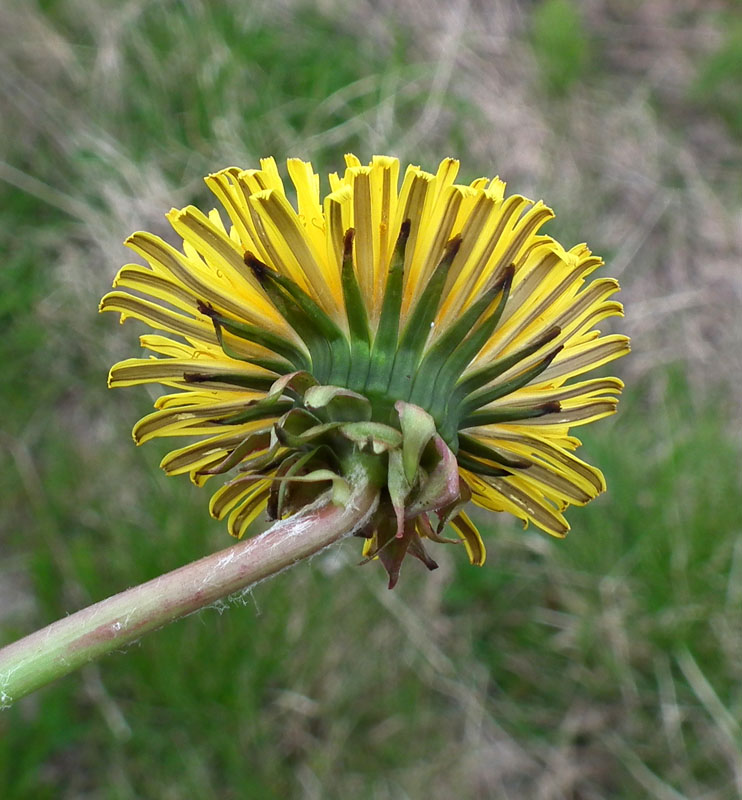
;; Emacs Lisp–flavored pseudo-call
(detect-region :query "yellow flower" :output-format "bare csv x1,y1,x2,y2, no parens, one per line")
101,155,628,587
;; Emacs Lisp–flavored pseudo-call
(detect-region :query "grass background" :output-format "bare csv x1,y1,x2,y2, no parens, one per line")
1,0,742,797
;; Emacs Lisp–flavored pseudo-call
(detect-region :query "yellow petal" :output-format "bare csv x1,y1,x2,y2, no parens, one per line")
539,335,631,384
249,188,343,317
108,356,267,389
132,396,266,444
100,291,217,344
227,483,272,538
210,476,269,520
449,510,486,566
159,428,275,476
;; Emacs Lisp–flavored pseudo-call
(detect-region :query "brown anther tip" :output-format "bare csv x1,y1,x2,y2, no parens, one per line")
501,264,516,286
445,234,463,259
489,264,516,295
542,346,563,370
196,300,216,317
342,228,355,259
244,251,268,280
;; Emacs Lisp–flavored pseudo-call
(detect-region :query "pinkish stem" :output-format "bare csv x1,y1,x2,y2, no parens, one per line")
0,481,378,707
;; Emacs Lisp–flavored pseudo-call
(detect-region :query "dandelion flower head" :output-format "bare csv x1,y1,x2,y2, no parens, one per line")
101,155,629,587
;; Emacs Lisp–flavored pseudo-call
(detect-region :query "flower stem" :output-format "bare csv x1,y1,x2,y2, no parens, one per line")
0,482,378,707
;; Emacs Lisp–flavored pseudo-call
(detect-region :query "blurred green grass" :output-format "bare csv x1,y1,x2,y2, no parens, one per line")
530,0,590,97
2,1,742,798
692,14,742,140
